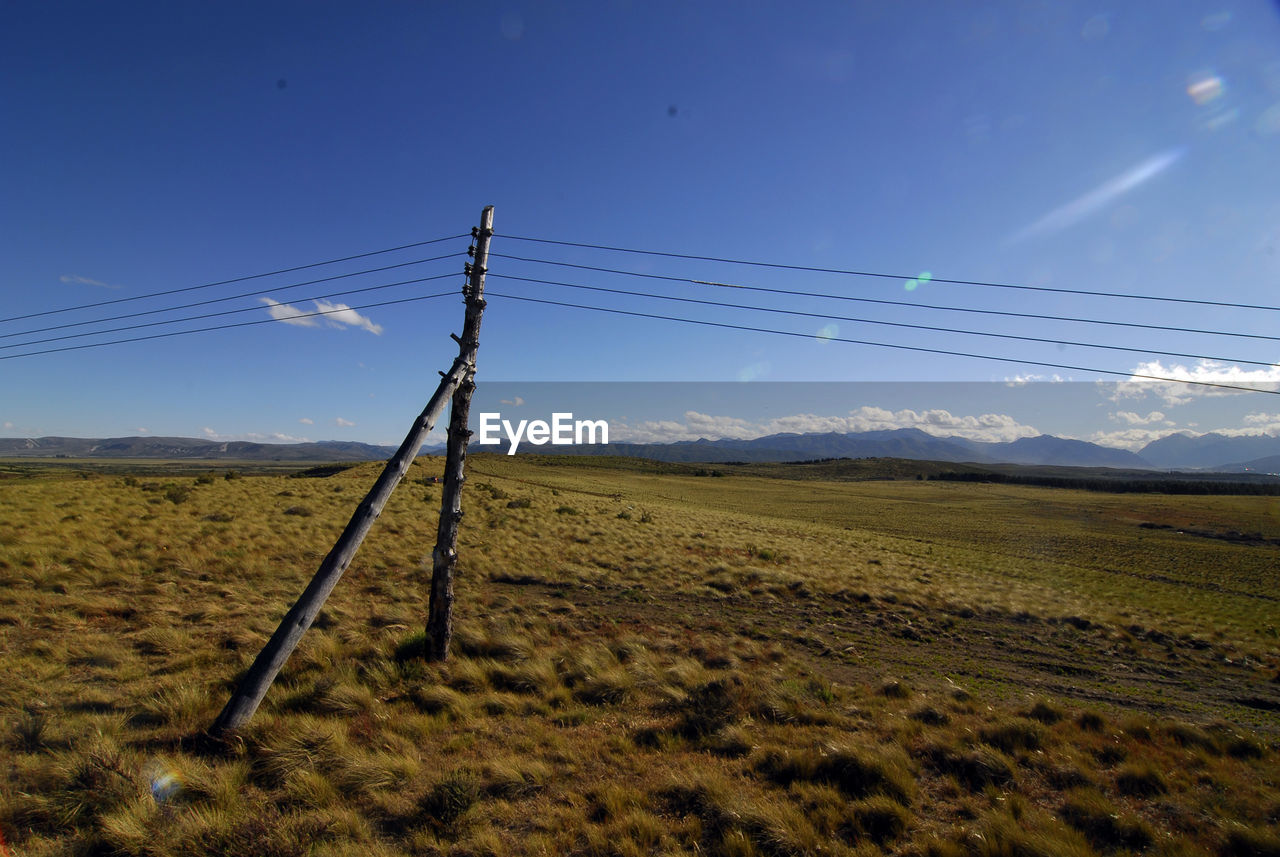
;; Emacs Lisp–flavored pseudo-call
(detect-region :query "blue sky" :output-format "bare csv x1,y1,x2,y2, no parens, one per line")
3,2,1280,450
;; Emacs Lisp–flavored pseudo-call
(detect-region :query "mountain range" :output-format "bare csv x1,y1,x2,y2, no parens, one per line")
0,435,396,462
493,428,1280,472
3,430,1280,473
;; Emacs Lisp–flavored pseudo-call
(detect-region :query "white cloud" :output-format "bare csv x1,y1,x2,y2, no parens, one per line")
136,427,149,433
335,417,356,427
500,396,525,406
260,297,383,334
1109,359,1280,405
1110,410,1169,426
1087,427,1179,450
299,417,314,425
61,274,116,289
1208,412,1280,437
611,406,1040,445
1006,373,1067,386
261,297,321,327
268,432,308,443
313,300,383,335
198,427,312,443
1008,148,1184,243
1243,412,1280,429
1091,411,1280,449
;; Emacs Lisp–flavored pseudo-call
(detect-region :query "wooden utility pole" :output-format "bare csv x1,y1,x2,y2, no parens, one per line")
209,356,472,736
425,205,493,661
207,206,494,736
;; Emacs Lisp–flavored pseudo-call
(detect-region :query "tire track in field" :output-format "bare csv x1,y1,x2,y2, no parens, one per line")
496,577,1280,733
1090,564,1279,602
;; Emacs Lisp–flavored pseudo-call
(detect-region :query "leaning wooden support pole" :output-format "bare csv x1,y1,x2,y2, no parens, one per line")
209,354,472,737
426,205,494,661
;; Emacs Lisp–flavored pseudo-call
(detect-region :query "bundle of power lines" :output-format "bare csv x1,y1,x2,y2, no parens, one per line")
4,230,1278,396
484,234,1280,396
0,234,473,361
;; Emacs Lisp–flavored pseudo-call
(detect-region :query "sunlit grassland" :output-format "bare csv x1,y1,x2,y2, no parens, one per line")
469,457,1280,648
1,457,1277,857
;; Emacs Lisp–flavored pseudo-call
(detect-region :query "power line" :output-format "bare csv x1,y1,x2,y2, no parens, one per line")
0,291,460,361
488,252,1280,345
1,273,461,351
497,234,1280,313
487,273,1279,369
484,290,1280,396
1,253,466,342
4,233,471,325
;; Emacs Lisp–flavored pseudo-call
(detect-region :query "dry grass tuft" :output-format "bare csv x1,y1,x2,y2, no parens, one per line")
755,743,916,805
917,742,1015,792
1058,787,1154,851
979,717,1046,754
1115,762,1167,797
1219,824,1280,857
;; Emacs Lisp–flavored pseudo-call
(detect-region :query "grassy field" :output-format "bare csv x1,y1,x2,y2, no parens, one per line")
1,455,1277,856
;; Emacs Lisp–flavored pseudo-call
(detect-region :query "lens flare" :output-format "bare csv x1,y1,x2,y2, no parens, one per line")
1256,103,1280,136
147,763,185,804
1007,148,1183,244
1187,73,1224,105
904,272,932,292
816,323,839,343
1081,14,1109,41
1203,107,1239,131
1201,11,1232,31
499,12,524,40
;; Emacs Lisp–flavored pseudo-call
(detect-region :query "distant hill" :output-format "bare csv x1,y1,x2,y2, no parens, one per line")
1139,432,1280,470
1213,454,1280,475
945,434,1149,468
0,436,397,461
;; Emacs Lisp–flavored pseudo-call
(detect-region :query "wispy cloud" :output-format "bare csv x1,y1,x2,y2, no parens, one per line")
500,396,526,406
61,274,118,289
313,300,383,335
335,417,356,427
299,417,314,425
260,297,383,334
261,297,321,327
1007,148,1184,244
